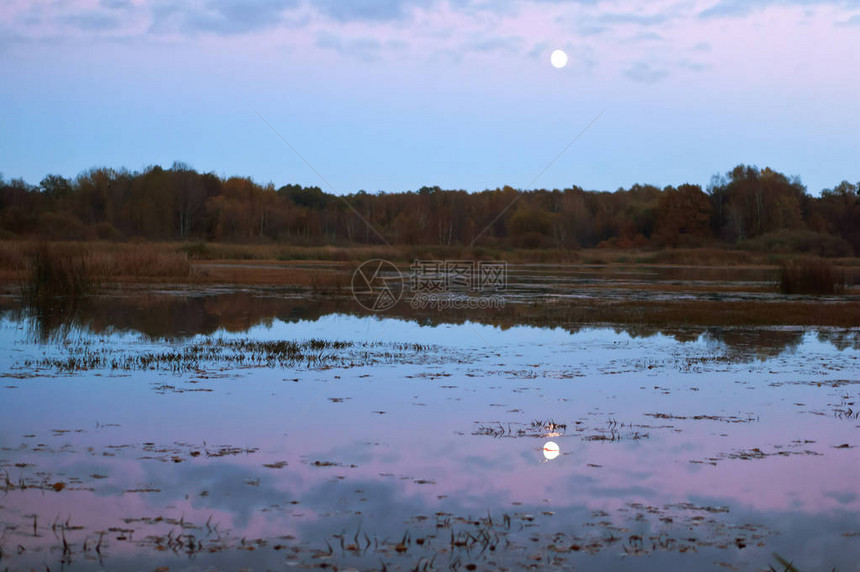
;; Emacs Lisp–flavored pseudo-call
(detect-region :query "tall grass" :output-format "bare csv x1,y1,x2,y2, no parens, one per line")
22,243,192,304
112,245,191,277
19,243,192,340
26,243,97,301
22,244,98,341
779,257,844,295
0,241,27,271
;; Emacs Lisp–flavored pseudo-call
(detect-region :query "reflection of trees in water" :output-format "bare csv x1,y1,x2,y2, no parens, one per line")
702,327,806,361
568,324,807,361
0,289,845,358
2,291,353,340
13,295,92,343
815,329,860,351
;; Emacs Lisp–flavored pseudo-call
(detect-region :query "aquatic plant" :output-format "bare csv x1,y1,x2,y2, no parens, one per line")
769,553,802,571
111,244,191,277
22,337,439,373
26,243,96,301
779,257,844,295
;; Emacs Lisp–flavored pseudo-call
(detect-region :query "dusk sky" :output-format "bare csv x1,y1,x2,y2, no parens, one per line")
2,0,858,195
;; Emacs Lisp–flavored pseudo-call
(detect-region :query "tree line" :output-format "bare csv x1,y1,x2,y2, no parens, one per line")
1,163,858,256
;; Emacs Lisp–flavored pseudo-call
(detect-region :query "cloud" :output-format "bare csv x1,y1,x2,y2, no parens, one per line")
599,11,674,26
823,490,858,504
567,4,689,40
626,31,664,42
151,0,299,35
62,11,121,32
99,0,134,9
466,35,524,54
316,31,384,61
837,13,860,24
700,0,860,19
699,0,757,18
677,59,711,72
313,0,434,23
624,61,669,83
526,41,548,58
453,0,601,10
576,25,609,35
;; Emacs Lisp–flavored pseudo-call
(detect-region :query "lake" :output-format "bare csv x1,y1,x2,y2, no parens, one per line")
0,288,858,571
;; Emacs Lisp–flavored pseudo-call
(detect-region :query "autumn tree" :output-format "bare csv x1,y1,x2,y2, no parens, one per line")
817,181,860,255
654,184,712,247
1,162,854,255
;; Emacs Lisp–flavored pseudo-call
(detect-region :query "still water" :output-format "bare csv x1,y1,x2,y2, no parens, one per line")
0,296,858,570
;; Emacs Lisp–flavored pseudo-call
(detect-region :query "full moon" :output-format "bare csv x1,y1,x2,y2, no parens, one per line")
543,441,560,460
550,49,568,69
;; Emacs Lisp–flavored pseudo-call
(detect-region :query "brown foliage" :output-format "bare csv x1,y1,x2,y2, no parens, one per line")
0,164,857,256
779,257,844,295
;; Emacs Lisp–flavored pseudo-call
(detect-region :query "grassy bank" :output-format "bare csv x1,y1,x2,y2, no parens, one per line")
9,242,193,288
4,240,859,268
779,257,845,295
2,240,858,295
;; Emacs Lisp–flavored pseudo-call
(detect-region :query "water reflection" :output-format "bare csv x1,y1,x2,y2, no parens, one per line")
0,309,857,571
542,441,560,461
12,293,92,342
1,287,856,358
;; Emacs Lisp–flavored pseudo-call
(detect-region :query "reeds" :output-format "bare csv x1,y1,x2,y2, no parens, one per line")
21,242,192,287
111,244,191,277
778,257,844,295
19,243,193,340
25,338,436,373
0,241,27,271
769,553,801,572
26,243,96,302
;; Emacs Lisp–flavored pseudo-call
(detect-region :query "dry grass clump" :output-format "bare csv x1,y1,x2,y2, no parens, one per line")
23,243,192,298
0,241,28,271
779,257,844,295
112,245,191,277
26,243,96,301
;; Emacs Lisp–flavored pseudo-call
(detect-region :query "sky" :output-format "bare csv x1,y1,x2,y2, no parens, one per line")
1,0,858,195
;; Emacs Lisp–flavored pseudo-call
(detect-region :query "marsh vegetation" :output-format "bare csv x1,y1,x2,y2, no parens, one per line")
0,307,857,571
0,231,857,572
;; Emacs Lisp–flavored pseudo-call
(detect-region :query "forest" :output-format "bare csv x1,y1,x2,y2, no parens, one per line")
1,164,858,256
